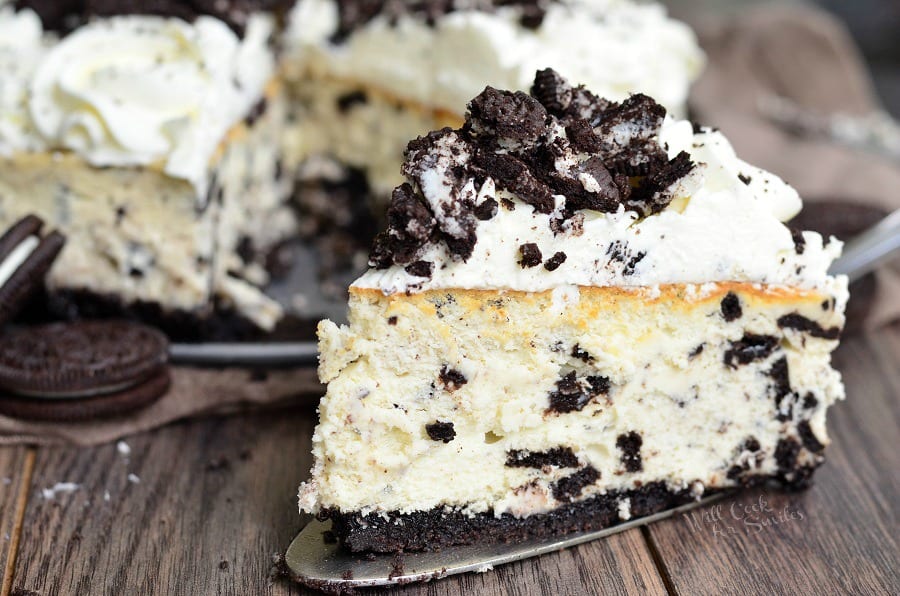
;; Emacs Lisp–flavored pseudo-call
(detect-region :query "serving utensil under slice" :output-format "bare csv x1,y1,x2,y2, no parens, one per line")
283,492,730,591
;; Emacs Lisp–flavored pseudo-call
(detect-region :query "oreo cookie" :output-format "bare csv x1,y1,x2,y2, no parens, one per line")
0,368,170,422
0,320,171,421
0,215,66,327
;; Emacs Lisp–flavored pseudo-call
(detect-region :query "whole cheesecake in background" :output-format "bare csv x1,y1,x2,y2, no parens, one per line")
283,0,704,199
298,70,848,553
0,0,295,336
0,0,704,338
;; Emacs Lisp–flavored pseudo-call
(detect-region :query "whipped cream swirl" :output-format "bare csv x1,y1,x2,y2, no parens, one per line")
0,11,274,196
355,72,843,294
287,0,704,115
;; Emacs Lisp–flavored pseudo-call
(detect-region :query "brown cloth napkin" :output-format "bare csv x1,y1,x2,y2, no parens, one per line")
688,5,900,330
1,4,897,447
0,366,323,446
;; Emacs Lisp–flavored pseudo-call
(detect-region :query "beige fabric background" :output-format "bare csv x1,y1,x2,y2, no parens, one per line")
1,5,897,446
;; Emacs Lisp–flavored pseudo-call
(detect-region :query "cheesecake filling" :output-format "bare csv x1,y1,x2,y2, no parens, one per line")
302,281,846,519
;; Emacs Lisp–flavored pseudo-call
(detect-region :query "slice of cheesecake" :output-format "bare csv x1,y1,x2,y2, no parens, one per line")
0,4,294,336
298,70,847,553
282,0,704,199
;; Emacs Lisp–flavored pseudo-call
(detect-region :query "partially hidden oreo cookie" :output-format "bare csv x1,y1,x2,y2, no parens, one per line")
0,320,169,398
0,215,66,327
0,368,170,422
0,320,171,421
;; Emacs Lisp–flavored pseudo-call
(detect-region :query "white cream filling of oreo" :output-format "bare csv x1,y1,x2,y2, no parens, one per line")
0,235,40,288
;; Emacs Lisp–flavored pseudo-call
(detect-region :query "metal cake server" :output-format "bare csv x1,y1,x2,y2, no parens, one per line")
170,210,900,367
284,492,731,591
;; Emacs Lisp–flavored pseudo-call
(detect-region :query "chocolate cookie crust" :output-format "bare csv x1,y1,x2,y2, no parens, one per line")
15,0,293,35
330,0,555,42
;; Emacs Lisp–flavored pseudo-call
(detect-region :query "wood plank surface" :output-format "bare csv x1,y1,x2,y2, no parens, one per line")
4,326,897,595
644,324,900,596
8,409,315,596
4,408,668,596
0,447,30,596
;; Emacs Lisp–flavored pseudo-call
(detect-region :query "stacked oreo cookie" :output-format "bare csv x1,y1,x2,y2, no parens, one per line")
0,216,171,421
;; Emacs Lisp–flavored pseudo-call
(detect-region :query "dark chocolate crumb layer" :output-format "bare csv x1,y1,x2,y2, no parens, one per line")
16,0,293,35
322,472,818,553
330,0,553,43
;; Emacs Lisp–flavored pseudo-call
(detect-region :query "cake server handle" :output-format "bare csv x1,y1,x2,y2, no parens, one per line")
828,208,900,282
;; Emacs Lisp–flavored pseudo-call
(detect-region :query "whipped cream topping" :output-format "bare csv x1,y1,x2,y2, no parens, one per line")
0,6,49,155
355,71,843,294
0,10,274,196
287,0,704,115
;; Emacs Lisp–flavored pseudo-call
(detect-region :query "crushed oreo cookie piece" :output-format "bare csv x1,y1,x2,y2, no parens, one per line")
571,344,593,363
518,243,542,268
531,68,573,113
544,251,567,271
425,421,456,443
767,356,793,422
552,466,600,502
547,371,609,414
616,432,643,473
474,152,555,214
439,365,468,391
606,241,646,276
738,173,752,185
724,334,779,368
370,69,703,270
797,421,824,453
720,292,742,322
506,447,579,469
467,87,548,148
337,90,368,113
369,183,437,269
790,229,806,255
404,260,434,278
778,313,840,340
474,197,499,221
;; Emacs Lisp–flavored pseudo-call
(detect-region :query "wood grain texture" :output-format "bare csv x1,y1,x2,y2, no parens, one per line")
0,447,30,596
8,409,316,596
369,529,667,596
644,325,900,596
7,326,898,595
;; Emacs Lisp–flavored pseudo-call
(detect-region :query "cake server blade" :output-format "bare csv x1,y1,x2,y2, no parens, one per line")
283,492,730,591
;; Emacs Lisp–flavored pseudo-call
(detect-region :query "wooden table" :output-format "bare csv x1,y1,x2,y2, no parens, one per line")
0,325,896,596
